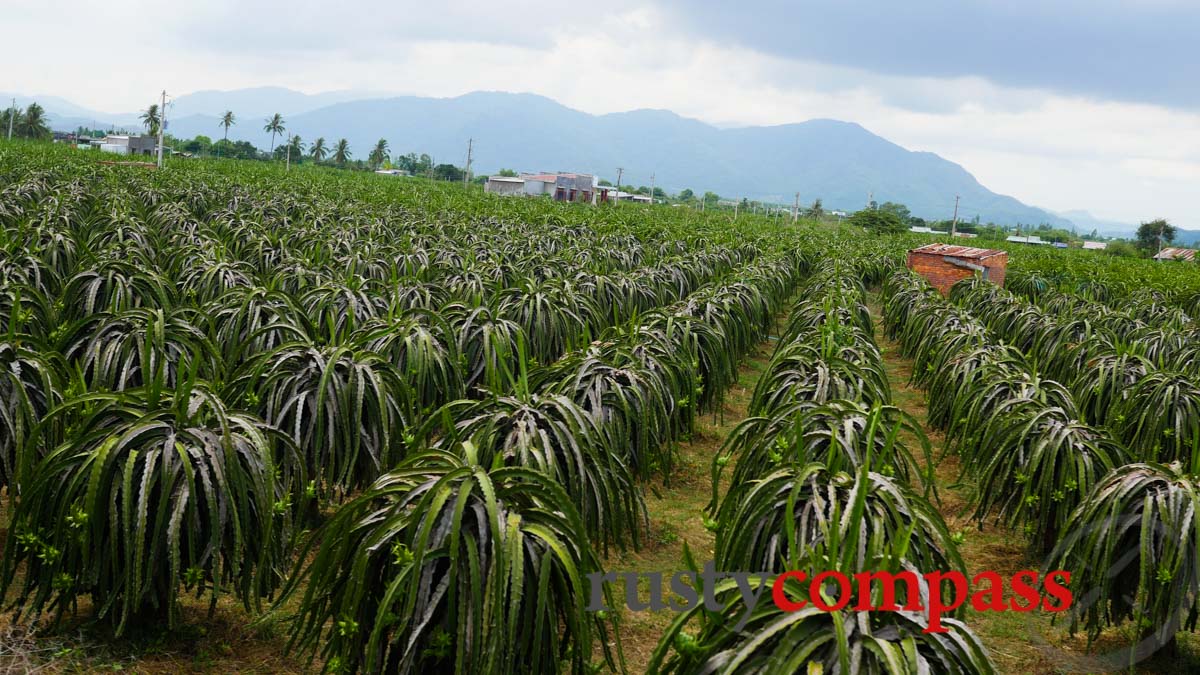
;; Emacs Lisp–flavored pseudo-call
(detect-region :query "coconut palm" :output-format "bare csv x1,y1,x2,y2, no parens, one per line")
332,138,351,166
140,103,161,136
16,103,50,139
217,110,235,157
264,113,285,154
368,138,389,169
309,137,327,162
285,134,304,163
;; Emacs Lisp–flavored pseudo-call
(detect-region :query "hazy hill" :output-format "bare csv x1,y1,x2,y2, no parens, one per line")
28,88,1071,226
1058,209,1200,245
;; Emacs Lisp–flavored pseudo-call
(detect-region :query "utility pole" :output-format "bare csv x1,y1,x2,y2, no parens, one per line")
464,138,473,188
155,90,166,169
649,172,655,205
867,191,873,209
6,98,13,141
792,191,799,223
286,140,291,171
614,167,623,205
951,195,960,237
734,199,739,220
1158,220,1166,260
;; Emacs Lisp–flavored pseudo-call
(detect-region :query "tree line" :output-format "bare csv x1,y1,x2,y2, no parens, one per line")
0,103,52,140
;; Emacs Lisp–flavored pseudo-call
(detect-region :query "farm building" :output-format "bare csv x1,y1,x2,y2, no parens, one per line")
1082,241,1108,250
484,176,526,196
596,186,652,203
906,243,1007,295
1153,247,1197,262
1006,235,1050,245
910,226,936,234
98,134,157,156
521,173,597,203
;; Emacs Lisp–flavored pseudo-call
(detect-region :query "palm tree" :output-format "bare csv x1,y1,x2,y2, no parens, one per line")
1,106,20,139
17,103,49,139
263,113,285,154
368,138,389,169
286,135,304,165
309,137,327,162
217,111,235,157
140,104,161,136
332,138,351,166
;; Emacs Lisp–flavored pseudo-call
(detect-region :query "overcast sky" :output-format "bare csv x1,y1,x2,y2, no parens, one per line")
6,1,1198,227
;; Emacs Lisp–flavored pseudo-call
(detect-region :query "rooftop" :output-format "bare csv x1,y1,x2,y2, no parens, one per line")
909,243,1006,260
1153,247,1196,261
1006,235,1051,245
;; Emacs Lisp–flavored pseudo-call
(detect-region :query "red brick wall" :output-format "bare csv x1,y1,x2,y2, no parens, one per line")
906,251,1007,295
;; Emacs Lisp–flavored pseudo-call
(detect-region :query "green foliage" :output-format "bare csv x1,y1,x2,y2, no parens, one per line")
848,208,906,234
714,463,962,575
1136,218,1175,252
280,448,617,674
968,406,1126,554
0,382,295,634
434,163,465,182
1047,462,1200,643
654,473,990,674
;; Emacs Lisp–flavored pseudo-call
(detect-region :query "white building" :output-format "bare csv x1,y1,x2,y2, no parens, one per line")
484,176,526,196
1082,241,1108,250
98,134,157,156
1006,235,1051,245
518,173,598,203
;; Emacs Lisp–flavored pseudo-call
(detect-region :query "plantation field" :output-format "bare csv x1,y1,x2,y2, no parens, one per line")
2,142,1200,673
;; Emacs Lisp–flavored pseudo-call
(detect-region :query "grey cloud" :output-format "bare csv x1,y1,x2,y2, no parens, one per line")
659,0,1200,109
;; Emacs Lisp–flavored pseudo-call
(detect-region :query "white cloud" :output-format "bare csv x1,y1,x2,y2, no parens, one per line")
2,0,1197,228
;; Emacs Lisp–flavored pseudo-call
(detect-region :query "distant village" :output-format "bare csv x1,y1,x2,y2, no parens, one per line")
37,127,1195,262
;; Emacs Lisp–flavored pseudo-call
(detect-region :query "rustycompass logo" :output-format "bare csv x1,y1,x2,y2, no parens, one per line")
588,562,1072,633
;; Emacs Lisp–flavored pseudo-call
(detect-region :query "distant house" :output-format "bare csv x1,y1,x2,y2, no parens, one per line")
1006,235,1051,245
1053,242,1069,249
596,186,652,203
909,226,936,234
1082,241,1108,250
952,231,978,239
375,169,409,177
485,175,526,196
521,173,596,203
98,134,157,156
830,210,848,217
1153,247,1197,262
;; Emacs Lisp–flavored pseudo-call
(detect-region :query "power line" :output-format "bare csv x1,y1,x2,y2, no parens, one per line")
951,195,960,237
464,138,473,188
156,90,167,169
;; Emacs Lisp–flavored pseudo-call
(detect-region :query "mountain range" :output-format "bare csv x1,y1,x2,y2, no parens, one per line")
9,86,1133,230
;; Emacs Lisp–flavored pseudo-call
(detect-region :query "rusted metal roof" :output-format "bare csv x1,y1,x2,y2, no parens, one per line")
909,243,1006,260
1153,247,1196,261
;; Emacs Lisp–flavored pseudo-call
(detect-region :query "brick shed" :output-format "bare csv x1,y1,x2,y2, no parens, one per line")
906,243,1007,295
